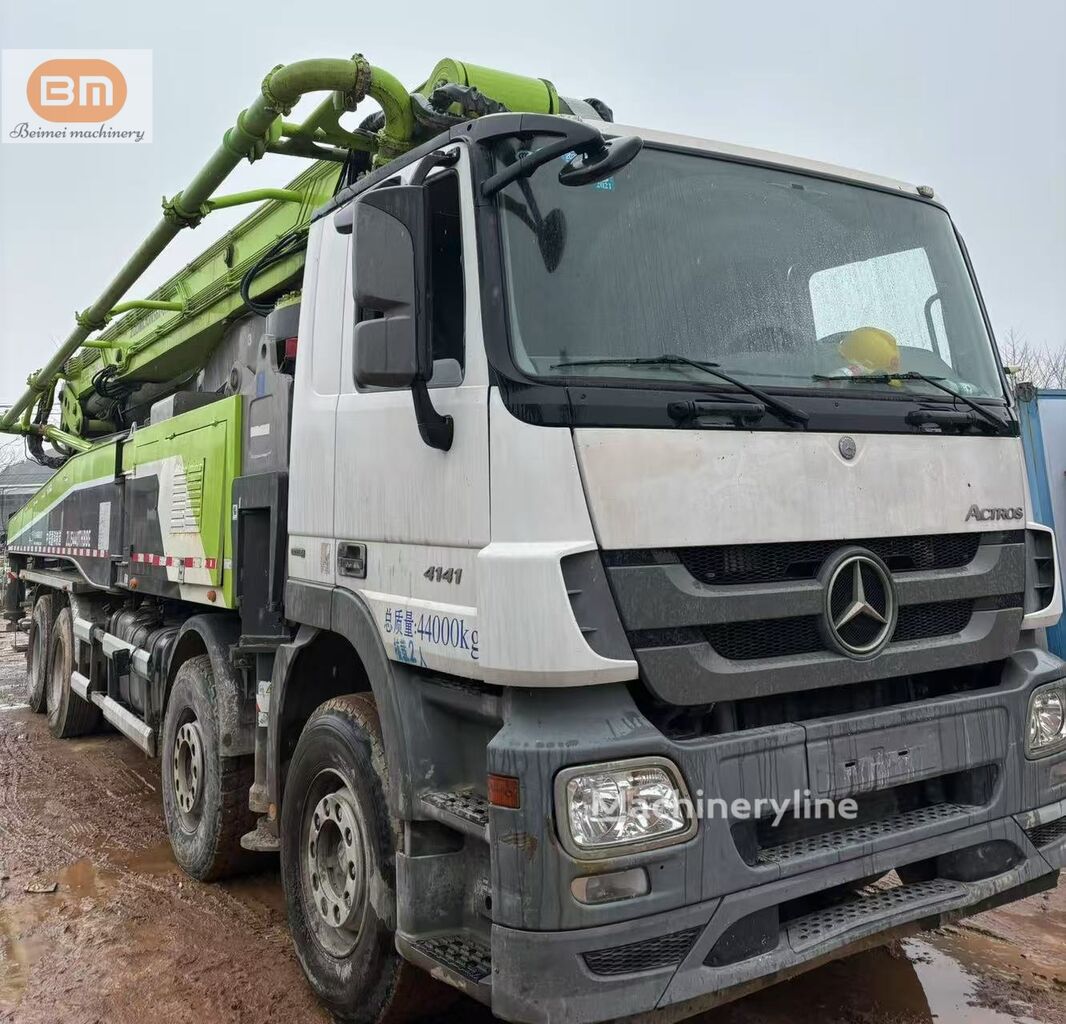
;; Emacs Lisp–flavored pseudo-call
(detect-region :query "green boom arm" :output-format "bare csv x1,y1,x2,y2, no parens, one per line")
0,54,574,455
0,54,403,435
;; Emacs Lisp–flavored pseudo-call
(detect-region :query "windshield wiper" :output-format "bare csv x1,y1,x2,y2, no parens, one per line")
552,354,809,426
811,371,1010,433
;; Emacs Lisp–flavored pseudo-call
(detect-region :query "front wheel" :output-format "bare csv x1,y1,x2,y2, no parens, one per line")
281,694,439,1024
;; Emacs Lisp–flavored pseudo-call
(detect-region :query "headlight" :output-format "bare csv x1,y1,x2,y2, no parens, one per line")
1027,683,1066,757
555,757,695,858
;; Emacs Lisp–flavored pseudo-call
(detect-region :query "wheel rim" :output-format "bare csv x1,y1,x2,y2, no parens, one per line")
173,718,205,827
301,769,369,956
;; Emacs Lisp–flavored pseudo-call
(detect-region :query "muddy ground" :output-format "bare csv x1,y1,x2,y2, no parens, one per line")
0,631,1063,1024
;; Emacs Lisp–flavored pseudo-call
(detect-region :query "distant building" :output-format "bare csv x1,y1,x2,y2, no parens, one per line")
0,459,54,533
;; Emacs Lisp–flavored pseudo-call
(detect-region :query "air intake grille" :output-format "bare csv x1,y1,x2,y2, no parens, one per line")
700,600,983,662
1026,816,1066,849
705,616,822,661
676,533,992,586
893,600,973,643
582,927,702,976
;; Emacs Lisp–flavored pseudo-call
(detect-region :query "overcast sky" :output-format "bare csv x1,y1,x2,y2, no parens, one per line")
0,0,1063,407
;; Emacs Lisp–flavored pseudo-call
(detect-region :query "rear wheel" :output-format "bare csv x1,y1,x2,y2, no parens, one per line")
161,655,256,881
26,594,53,713
46,607,100,738
281,694,441,1024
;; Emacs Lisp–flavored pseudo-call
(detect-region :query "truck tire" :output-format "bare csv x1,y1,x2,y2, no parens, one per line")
281,694,442,1024
26,593,53,713
161,654,256,881
47,607,100,738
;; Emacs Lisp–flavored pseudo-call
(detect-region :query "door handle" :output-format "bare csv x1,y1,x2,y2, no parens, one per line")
337,542,367,579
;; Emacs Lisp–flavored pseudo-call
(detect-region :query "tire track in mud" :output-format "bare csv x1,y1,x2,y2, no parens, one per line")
0,637,328,1024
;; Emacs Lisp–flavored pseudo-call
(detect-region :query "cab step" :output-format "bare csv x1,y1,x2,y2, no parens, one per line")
240,815,281,853
419,789,490,841
398,931,492,1004
786,877,963,954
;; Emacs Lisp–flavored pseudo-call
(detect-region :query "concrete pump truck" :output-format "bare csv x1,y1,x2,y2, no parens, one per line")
2,51,1065,1024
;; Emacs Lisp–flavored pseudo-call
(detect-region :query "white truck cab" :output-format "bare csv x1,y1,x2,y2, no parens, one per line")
6,93,1065,1024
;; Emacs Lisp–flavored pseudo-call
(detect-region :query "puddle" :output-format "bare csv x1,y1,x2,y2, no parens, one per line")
107,841,180,877
0,893,54,1012
99,843,286,914
57,858,102,899
905,937,1045,1024
0,911,27,1008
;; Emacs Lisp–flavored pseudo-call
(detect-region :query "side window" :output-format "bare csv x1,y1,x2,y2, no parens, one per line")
426,171,465,378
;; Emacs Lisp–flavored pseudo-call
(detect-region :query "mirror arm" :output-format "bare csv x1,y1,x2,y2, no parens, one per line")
481,124,604,196
411,377,454,451
411,147,460,185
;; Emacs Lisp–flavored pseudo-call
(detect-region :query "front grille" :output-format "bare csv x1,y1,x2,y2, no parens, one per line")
674,532,996,586
582,927,702,976
634,594,1024,660
699,599,996,662
894,600,973,643
705,616,822,660
608,531,1027,704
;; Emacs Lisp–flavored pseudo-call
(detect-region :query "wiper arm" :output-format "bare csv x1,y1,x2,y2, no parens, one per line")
552,355,809,426
811,371,1010,433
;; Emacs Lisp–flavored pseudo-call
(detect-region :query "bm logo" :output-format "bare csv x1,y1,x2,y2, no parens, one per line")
27,59,127,122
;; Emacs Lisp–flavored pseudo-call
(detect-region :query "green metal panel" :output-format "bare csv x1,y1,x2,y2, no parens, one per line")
7,441,119,542
122,395,242,604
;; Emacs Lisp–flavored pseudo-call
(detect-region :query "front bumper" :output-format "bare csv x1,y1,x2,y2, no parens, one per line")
480,647,1066,1023
490,810,1062,1024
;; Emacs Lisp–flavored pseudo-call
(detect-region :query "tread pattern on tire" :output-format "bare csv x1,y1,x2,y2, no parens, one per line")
163,654,256,882
293,693,452,1024
48,606,100,738
26,593,53,714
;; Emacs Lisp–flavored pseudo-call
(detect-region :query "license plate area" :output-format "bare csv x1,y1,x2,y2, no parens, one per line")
805,707,1008,799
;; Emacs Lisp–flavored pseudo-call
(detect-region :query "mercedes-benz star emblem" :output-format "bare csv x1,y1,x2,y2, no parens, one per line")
821,550,897,659
838,436,857,460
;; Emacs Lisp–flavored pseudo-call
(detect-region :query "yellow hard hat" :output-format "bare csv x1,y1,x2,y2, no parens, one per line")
839,326,901,374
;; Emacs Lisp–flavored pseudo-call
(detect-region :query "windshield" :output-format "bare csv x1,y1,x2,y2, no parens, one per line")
496,141,1004,400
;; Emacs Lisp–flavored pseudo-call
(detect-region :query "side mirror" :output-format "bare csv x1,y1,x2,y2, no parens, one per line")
353,187,431,389
351,183,454,451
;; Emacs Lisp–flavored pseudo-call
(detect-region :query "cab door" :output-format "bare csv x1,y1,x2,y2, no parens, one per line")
332,145,489,673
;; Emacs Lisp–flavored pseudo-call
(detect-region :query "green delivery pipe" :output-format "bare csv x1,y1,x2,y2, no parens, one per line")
0,55,411,432
107,299,186,318
200,188,303,214
5,421,95,454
